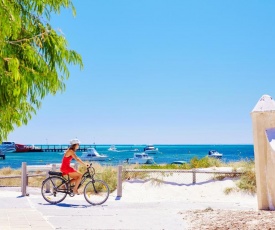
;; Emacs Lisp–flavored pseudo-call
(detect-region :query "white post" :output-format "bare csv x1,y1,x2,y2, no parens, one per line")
251,95,275,210
117,165,123,197
21,162,27,196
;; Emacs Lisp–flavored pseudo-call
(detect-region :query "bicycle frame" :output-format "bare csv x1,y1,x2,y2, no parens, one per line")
49,164,96,195
42,163,110,205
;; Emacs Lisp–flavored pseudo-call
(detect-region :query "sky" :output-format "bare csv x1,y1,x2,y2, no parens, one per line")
7,0,275,145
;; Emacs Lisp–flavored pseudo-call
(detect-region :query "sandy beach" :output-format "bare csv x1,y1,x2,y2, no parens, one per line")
119,167,275,229
1,167,275,229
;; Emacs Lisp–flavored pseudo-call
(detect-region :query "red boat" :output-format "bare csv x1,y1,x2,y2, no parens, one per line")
15,144,43,152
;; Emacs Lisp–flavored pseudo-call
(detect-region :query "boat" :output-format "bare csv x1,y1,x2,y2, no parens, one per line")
0,142,16,152
125,152,154,164
144,145,159,154
108,145,118,151
0,150,5,160
130,148,139,152
208,150,223,159
129,146,139,152
15,144,43,152
171,160,187,165
80,148,108,161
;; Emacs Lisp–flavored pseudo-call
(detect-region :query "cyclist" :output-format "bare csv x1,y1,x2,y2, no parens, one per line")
60,138,89,194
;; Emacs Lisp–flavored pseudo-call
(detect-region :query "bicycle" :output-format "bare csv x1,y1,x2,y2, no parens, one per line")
41,163,109,205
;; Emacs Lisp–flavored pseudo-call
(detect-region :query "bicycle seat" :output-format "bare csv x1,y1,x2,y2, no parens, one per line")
48,171,63,176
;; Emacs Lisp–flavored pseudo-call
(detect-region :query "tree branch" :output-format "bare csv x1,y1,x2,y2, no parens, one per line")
6,31,50,44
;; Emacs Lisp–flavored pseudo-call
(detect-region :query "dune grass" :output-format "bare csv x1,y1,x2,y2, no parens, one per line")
138,156,223,170
0,167,46,187
0,167,22,187
137,157,256,194
0,164,118,193
0,157,256,194
220,159,256,194
83,163,117,193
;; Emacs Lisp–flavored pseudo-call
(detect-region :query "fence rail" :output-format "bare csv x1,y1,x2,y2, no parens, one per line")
117,166,244,197
0,163,243,197
0,162,78,196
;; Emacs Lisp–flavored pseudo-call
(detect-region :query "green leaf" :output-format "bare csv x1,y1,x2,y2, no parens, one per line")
0,0,83,141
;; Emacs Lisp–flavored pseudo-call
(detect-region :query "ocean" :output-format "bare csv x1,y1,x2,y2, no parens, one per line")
0,144,254,169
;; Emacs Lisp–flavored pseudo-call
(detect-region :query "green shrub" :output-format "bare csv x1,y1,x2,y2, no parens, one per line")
0,158,257,195
79,163,117,193
137,156,222,170
190,156,222,168
235,160,256,194
223,160,256,195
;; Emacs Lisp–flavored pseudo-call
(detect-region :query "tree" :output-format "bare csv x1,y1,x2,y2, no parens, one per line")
0,0,83,141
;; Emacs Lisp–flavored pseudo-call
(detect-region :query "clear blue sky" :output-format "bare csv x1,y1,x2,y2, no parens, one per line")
7,0,275,144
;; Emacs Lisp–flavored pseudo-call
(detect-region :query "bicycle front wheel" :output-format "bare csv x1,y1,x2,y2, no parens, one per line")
41,176,67,204
84,179,109,205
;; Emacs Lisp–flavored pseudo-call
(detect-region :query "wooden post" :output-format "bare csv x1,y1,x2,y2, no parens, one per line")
21,162,27,196
192,169,196,184
251,95,275,210
117,165,122,197
45,164,55,193
74,163,78,170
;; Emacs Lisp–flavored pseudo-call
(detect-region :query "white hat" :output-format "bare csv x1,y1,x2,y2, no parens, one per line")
70,138,81,145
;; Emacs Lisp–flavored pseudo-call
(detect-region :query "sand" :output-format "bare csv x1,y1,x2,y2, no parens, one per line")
121,167,275,229
2,166,275,229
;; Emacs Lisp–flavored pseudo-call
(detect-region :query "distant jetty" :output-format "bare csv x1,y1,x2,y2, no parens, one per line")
37,145,95,152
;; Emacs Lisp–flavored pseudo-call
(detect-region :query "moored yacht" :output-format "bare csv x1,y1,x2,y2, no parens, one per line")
208,150,223,159
0,142,16,152
80,148,108,161
15,144,43,152
108,145,117,151
126,152,154,164
144,145,159,154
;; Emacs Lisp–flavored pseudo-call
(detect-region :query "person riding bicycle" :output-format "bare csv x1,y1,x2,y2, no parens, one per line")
60,138,89,195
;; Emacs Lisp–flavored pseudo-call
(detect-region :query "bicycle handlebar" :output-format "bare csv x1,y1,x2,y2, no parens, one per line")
86,163,95,175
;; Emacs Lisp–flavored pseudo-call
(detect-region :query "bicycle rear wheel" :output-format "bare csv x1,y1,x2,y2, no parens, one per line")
41,176,68,204
84,179,109,205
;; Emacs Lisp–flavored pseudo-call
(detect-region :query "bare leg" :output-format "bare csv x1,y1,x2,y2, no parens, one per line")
70,179,76,186
68,171,82,194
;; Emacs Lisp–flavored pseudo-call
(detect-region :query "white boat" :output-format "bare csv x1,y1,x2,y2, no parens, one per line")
126,152,154,164
129,146,139,152
0,141,16,152
130,148,139,152
80,148,108,161
108,145,117,151
171,160,187,165
208,150,223,159
144,145,159,154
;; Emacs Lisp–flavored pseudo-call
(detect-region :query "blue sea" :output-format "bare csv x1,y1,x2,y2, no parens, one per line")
0,144,254,169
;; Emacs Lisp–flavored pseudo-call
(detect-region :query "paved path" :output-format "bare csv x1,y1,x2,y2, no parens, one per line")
0,190,54,229
0,187,257,229
0,188,187,229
